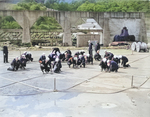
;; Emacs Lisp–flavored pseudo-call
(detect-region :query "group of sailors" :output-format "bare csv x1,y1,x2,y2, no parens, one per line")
65,49,92,68
38,48,93,73
39,48,62,73
100,50,130,72
7,51,33,71
7,44,130,73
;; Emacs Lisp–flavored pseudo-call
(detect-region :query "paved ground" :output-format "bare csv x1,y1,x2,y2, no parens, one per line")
0,48,150,117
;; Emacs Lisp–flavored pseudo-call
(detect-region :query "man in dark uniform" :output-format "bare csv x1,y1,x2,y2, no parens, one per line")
65,49,72,55
7,57,20,71
40,58,51,73
65,49,72,61
113,56,120,65
20,55,27,69
107,60,119,72
119,55,129,68
80,55,86,68
88,42,93,56
94,50,101,61
95,42,100,53
3,45,8,63
108,51,114,60
11,57,20,71
52,48,60,54
99,58,108,72
39,53,46,62
104,51,114,60
74,51,80,58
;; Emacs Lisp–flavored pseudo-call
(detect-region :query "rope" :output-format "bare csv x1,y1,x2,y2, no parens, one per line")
0,54,150,96
0,77,52,92
0,75,44,89
138,77,150,88
129,55,150,64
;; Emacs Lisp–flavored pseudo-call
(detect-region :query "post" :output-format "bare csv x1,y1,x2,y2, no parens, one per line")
131,76,133,87
54,78,57,92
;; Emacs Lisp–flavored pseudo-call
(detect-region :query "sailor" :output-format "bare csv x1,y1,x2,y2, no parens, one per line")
3,45,9,63
20,55,27,69
88,41,93,56
39,53,46,63
95,42,100,53
107,60,118,72
119,55,130,68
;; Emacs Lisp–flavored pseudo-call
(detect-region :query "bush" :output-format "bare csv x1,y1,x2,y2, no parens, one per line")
0,40,22,46
11,40,22,46
21,43,32,47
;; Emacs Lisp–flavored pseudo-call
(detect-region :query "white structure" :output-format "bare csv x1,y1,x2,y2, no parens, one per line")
78,19,103,44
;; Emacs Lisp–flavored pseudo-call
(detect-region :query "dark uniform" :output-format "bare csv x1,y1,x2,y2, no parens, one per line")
113,57,120,64
88,43,93,56
121,56,128,67
65,49,72,61
99,59,108,72
109,60,118,72
11,58,20,71
67,57,76,68
53,57,62,73
80,55,85,67
104,52,114,60
86,55,93,64
39,55,46,62
94,53,101,61
52,48,60,54
20,56,27,69
25,52,33,62
95,42,100,52
48,52,56,61
74,52,80,58
66,49,72,55
3,46,8,63
80,51,85,55
40,59,51,73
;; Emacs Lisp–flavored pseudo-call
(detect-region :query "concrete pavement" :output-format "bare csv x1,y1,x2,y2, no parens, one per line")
0,48,150,117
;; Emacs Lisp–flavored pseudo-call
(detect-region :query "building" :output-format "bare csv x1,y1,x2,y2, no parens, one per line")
77,18,103,46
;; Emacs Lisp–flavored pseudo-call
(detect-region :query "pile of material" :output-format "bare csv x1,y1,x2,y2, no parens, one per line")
131,42,149,52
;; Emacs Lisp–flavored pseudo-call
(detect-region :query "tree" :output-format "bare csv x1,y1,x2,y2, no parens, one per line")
30,4,41,10
0,16,21,29
44,0,61,4
13,2,46,11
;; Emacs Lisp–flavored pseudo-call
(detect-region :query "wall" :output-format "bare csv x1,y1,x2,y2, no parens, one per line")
145,13,150,44
0,29,63,46
0,3,12,10
109,19,141,42
77,34,100,47
0,10,147,46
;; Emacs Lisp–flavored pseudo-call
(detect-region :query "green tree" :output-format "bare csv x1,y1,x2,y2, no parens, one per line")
94,4,106,12
13,2,46,11
77,1,90,11
31,16,62,30
30,4,41,10
0,16,21,29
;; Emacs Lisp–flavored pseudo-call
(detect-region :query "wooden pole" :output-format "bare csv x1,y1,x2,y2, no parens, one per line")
131,76,133,87
54,78,57,92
